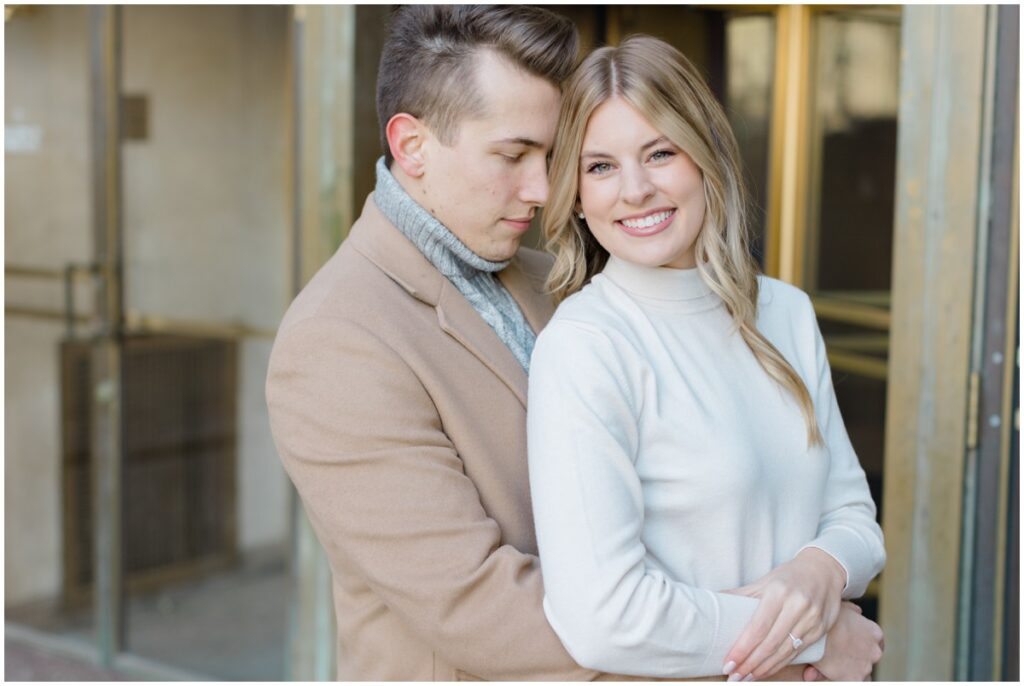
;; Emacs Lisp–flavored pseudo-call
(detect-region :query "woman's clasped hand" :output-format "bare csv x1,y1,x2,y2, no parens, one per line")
722,547,844,680
722,548,883,681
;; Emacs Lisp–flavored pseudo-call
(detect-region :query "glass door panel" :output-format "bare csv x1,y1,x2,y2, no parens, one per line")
803,7,902,616
805,8,901,297
117,6,291,679
725,11,776,265
5,4,99,647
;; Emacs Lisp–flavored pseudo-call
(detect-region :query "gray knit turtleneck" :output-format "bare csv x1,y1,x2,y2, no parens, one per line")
374,157,536,372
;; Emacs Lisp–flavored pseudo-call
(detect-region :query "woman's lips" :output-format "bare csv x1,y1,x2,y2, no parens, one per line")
615,209,677,237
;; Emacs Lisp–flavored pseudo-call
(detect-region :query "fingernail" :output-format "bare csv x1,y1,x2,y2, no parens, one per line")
722,661,736,675
743,675,755,682
727,674,742,682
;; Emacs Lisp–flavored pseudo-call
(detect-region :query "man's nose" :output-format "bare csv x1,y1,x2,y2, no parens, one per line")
621,166,655,206
519,158,550,206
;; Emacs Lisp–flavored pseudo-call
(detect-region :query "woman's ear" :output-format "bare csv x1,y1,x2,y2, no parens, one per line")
386,113,428,178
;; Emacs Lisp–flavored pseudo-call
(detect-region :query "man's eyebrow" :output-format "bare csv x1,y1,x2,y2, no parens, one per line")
582,136,670,160
493,136,545,148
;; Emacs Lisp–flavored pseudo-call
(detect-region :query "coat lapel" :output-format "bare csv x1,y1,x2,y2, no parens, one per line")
435,281,528,407
498,253,556,337
349,195,531,407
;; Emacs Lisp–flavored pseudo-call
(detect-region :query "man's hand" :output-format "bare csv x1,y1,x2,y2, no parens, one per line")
755,663,827,681
802,665,824,681
811,601,884,681
721,548,846,681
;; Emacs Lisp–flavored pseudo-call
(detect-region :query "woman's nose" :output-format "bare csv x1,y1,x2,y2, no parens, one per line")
621,167,655,205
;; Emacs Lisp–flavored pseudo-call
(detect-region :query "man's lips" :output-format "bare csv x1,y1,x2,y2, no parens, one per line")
503,217,533,232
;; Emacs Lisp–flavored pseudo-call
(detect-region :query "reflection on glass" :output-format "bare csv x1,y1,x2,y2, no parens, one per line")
806,9,901,296
5,5,294,680
5,4,100,653
119,6,291,679
804,11,901,609
726,13,775,266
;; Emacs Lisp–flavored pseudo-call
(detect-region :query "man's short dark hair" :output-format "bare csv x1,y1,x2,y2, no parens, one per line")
376,5,579,166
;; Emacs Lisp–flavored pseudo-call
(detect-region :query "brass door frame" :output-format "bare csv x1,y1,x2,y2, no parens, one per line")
877,6,990,681
764,4,812,287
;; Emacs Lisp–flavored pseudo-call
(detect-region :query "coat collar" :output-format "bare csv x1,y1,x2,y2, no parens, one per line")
348,195,553,407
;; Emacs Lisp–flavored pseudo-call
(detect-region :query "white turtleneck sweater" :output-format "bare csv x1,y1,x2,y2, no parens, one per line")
527,256,886,678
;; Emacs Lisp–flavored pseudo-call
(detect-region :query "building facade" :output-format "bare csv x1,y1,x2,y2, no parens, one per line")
4,5,1018,681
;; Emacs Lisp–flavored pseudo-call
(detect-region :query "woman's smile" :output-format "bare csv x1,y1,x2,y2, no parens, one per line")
615,208,677,237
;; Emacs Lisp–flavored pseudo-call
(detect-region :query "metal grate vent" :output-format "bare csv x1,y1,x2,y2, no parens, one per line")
61,335,238,607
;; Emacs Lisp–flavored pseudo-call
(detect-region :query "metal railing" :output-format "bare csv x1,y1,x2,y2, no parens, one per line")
6,262,276,341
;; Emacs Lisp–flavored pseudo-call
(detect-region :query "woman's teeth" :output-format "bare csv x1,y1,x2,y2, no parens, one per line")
620,210,673,229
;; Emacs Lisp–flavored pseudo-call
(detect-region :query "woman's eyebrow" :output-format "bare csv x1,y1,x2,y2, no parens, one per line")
581,137,669,160
640,136,669,151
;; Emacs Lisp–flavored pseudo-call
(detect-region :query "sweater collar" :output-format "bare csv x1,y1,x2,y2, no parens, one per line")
600,255,720,311
345,196,539,407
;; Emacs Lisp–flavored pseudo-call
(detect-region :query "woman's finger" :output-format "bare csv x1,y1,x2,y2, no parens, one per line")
751,611,824,680
722,582,762,598
753,635,801,681
732,602,801,679
723,595,783,676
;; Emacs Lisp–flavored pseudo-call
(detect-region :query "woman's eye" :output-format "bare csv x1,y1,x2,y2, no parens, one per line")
650,149,676,162
501,153,524,163
586,161,612,174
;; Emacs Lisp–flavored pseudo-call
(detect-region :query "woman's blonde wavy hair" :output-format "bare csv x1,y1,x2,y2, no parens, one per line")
543,35,823,447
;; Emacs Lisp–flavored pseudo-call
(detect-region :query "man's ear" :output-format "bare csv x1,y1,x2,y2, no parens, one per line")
386,113,428,178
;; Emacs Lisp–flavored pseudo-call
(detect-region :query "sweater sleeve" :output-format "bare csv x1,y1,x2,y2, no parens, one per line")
795,296,887,598
528,319,821,678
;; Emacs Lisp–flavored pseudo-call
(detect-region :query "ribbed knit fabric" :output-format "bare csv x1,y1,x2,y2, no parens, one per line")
374,157,536,371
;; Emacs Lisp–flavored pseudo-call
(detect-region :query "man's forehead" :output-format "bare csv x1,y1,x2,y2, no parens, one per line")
470,50,559,107
462,64,561,143
458,51,560,147
471,47,533,87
